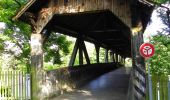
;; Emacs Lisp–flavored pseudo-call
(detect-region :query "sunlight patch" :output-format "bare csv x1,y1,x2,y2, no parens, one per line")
81,90,92,96
0,22,5,29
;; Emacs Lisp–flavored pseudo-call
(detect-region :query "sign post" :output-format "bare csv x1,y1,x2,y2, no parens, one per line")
139,43,155,100
168,75,170,100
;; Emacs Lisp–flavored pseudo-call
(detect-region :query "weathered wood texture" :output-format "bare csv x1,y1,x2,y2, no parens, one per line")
30,34,46,100
131,26,146,100
32,0,131,28
38,0,131,27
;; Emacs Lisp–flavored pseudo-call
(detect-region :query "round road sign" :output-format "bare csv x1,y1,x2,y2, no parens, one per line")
139,43,155,58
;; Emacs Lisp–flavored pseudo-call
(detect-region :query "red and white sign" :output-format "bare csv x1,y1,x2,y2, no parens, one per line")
139,43,155,58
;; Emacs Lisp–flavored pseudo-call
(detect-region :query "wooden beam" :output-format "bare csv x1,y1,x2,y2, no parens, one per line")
68,38,79,66
79,38,83,65
88,29,119,33
95,45,100,63
82,41,91,64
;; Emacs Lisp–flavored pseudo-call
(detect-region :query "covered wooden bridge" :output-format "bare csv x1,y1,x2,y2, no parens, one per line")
13,0,154,100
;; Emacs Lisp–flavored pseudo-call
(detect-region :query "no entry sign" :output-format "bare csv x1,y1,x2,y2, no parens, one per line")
139,43,155,58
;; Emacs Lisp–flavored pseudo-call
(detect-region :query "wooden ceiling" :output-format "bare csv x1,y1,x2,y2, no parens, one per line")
13,0,154,58
45,10,131,57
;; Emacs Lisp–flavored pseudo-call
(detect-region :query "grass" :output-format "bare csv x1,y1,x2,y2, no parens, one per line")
146,75,169,100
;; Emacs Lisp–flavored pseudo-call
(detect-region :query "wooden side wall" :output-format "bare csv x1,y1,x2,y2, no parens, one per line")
51,0,131,27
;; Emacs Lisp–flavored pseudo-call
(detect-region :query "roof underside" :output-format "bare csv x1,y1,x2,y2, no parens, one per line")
46,10,131,57
14,0,154,58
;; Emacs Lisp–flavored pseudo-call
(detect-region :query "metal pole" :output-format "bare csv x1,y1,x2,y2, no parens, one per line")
157,82,160,100
168,75,170,100
148,59,153,100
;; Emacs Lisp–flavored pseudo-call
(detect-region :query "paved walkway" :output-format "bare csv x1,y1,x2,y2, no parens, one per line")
52,67,131,100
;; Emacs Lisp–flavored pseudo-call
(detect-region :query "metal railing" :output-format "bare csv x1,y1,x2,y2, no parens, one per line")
0,70,30,100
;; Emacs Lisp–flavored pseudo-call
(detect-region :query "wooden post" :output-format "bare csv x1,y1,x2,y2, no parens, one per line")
123,58,126,64
69,37,90,66
122,56,126,65
29,1,55,99
82,40,90,64
131,26,146,100
78,38,83,65
113,52,116,62
31,34,45,100
95,45,100,63
69,39,79,66
115,53,118,63
104,49,108,63
110,50,113,62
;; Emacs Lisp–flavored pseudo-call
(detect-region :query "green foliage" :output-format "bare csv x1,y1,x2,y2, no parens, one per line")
150,35,170,75
153,0,169,4
146,75,169,100
44,33,72,66
0,0,72,71
0,86,12,97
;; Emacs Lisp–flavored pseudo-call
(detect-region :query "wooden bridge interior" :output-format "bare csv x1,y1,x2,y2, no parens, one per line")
13,0,154,99
14,0,153,61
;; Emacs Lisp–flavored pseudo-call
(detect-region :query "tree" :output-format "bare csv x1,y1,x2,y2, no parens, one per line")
150,34,170,75
148,0,170,75
0,0,71,70
157,4,170,35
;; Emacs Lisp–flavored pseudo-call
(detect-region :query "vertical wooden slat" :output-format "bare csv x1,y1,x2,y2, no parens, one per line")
0,71,1,98
21,71,23,99
19,71,21,99
1,71,3,98
10,70,12,100
1,71,2,98
12,70,14,99
25,73,27,99
2,71,4,98
0,70,29,99
23,72,26,99
4,71,5,99
17,71,19,99
14,71,17,99
22,71,25,99
6,71,10,99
